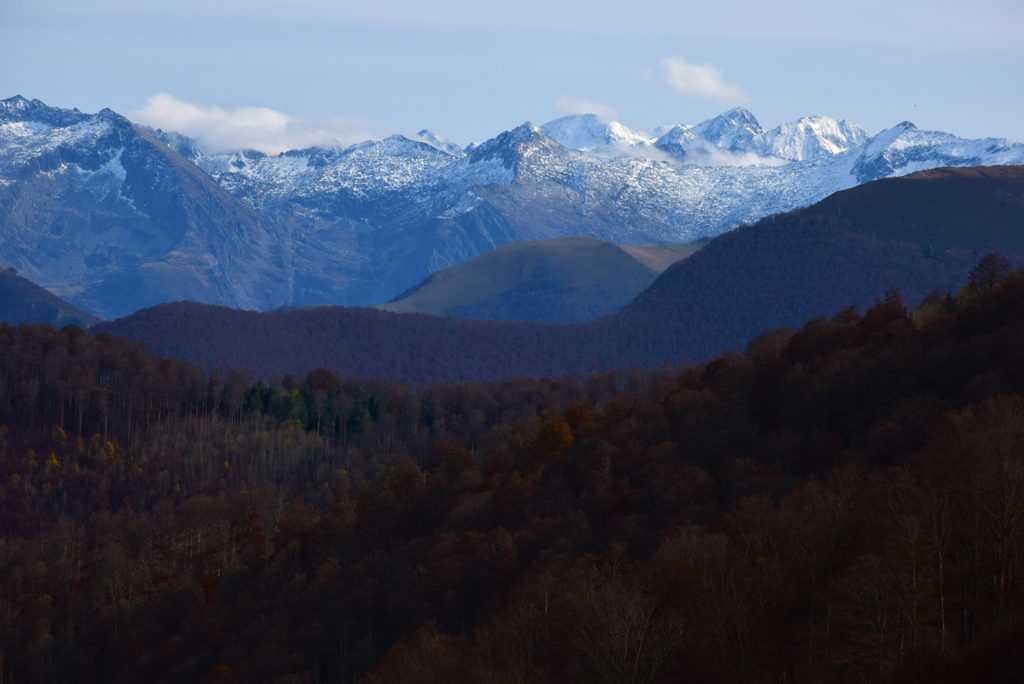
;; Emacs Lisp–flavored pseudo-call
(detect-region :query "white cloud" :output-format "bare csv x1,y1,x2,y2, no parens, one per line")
554,96,618,121
132,93,385,154
659,57,747,103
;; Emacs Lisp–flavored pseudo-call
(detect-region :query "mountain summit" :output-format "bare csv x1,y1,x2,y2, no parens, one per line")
761,115,869,161
690,106,764,152
0,94,89,128
540,114,651,155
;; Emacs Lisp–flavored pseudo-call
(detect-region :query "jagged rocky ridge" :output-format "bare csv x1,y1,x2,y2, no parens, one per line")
2,95,1024,318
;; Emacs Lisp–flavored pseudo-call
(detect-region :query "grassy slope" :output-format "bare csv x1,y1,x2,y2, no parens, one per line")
618,240,706,272
379,236,702,323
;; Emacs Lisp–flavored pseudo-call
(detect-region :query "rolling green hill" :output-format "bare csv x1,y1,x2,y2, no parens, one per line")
379,236,703,323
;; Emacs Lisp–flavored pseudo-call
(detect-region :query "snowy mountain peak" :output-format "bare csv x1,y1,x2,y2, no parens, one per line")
96,107,126,124
413,129,464,156
692,107,764,153
863,120,922,152
321,134,456,167
652,124,702,161
467,122,555,167
0,95,31,110
720,106,760,125
481,122,544,145
847,120,1024,184
654,124,697,146
759,115,870,161
540,114,651,153
93,108,141,141
0,95,88,128
150,128,207,160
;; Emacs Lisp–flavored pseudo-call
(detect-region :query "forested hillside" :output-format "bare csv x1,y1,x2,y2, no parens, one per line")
3,261,1024,681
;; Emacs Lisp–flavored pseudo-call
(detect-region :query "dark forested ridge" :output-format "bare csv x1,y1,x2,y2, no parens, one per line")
95,302,569,385
0,268,101,328
5,260,1024,681
805,164,1024,251
96,165,1024,384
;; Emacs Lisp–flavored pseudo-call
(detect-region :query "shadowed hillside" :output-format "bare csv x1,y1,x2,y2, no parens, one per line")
604,165,1024,367
805,164,1024,251
0,267,101,326
96,166,1024,384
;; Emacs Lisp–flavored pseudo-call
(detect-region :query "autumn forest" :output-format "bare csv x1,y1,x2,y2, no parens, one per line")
3,259,1024,682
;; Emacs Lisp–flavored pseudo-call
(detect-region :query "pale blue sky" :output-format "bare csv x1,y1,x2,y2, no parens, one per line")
2,0,1022,151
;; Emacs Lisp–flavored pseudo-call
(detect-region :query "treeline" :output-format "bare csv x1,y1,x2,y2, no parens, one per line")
3,261,1024,681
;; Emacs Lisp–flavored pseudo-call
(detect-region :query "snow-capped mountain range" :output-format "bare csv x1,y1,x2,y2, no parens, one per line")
2,94,1023,319
539,109,869,163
